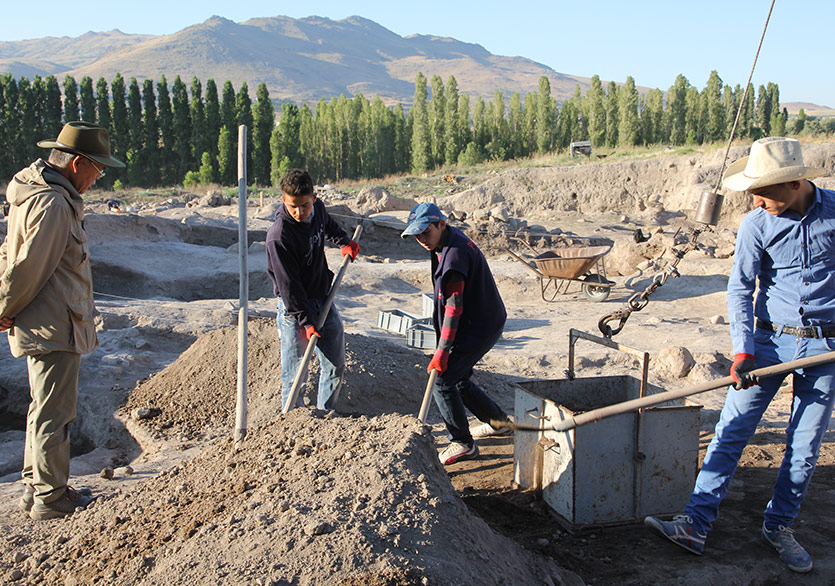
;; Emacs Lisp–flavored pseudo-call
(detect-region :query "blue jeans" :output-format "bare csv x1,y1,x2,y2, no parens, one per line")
277,297,345,411
433,329,508,445
685,329,835,533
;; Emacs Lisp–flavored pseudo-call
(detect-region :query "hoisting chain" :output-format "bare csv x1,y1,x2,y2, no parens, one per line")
597,0,775,339
598,227,704,338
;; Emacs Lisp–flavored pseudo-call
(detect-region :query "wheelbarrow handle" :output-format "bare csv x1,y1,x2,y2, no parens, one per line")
503,247,544,277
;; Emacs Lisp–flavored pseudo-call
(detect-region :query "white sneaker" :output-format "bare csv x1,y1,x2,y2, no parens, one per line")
438,441,479,465
470,417,513,438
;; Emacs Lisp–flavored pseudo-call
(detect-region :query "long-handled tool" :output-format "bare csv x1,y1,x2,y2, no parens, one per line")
497,350,835,433
418,369,438,424
281,223,363,414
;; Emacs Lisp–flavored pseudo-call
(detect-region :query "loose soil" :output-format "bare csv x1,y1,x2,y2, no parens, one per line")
2,144,835,585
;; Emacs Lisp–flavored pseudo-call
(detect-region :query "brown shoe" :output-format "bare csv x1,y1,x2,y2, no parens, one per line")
29,487,96,520
19,484,34,513
20,485,93,513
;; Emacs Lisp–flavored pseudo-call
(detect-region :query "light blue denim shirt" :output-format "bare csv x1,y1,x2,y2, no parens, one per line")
728,185,835,355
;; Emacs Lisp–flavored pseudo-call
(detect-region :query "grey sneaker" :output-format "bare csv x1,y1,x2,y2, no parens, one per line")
644,514,706,555
29,487,96,520
438,441,479,466
470,417,514,438
761,523,813,573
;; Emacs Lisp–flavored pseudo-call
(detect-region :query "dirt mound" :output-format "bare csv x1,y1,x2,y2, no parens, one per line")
0,410,576,585
123,320,438,443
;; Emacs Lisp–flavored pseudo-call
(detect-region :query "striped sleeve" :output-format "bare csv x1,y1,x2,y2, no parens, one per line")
436,270,465,359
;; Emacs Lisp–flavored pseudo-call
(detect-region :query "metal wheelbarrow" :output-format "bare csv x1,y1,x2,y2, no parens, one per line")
504,238,614,302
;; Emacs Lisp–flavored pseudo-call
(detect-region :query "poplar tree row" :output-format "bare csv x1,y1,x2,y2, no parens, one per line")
0,70,819,189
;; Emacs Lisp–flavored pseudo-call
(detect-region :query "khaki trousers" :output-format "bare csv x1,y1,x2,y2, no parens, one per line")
22,351,80,505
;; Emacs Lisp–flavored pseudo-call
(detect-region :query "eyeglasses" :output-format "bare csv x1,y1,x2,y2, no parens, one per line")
79,155,106,179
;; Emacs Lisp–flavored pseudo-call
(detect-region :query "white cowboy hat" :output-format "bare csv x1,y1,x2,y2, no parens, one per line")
722,137,824,192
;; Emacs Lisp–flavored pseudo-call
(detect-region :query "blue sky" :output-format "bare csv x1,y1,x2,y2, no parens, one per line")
4,0,832,107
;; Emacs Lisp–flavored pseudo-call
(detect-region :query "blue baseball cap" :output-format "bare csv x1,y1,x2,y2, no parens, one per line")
401,202,446,238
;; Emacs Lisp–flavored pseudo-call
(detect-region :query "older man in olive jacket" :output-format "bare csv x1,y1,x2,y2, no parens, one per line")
0,122,124,520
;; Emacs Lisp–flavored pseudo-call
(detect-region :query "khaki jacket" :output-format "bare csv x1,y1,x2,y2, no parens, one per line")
0,159,97,356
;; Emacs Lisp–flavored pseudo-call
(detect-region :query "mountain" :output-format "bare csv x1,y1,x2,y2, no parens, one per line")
0,15,591,105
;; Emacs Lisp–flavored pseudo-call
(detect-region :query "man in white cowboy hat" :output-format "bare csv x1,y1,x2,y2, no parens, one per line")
645,137,834,573
0,121,125,520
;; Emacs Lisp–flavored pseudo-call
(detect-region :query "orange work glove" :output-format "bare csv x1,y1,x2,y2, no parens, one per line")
305,325,321,341
341,240,360,261
427,350,448,374
730,353,758,390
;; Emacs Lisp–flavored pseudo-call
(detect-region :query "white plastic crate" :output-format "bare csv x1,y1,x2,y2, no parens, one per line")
421,293,434,318
406,323,437,349
376,310,430,335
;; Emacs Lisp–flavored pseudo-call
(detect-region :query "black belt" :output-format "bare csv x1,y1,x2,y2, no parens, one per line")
756,319,835,338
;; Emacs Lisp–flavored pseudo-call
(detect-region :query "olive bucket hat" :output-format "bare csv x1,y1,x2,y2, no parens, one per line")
37,121,125,168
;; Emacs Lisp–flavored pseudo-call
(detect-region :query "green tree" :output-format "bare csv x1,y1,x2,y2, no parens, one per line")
236,82,254,182
523,92,537,154
252,82,275,185
604,81,619,148
410,72,431,174
217,126,236,186
127,78,143,153
42,75,62,138
171,76,193,182
110,73,129,179
704,70,725,142
684,86,701,144
157,76,175,184
767,82,782,137
429,75,445,167
79,76,96,123
271,103,301,185
18,78,39,163
587,75,606,147
218,81,237,184
536,76,553,154
190,77,207,173
2,75,24,174
95,77,111,139
666,75,689,145
443,76,461,165
62,75,79,123
198,151,215,184
755,84,772,137
507,91,524,158
617,76,640,147
722,84,738,139
642,88,664,145
140,79,160,186
793,108,807,134
472,97,487,148
204,79,220,161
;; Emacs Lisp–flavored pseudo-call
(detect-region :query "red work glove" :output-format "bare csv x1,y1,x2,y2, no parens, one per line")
305,325,321,341
731,353,759,390
427,350,448,374
341,240,360,261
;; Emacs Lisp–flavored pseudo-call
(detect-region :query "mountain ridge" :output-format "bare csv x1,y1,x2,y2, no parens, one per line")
0,15,590,105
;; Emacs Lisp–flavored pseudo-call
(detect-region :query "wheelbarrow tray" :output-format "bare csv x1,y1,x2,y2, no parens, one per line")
533,245,612,280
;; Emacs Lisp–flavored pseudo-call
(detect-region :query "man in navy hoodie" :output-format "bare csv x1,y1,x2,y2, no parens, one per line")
402,202,512,465
266,169,359,411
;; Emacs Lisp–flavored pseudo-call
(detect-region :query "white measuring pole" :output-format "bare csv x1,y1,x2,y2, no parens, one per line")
234,125,249,448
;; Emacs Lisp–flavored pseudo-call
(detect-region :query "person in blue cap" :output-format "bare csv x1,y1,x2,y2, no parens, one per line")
402,202,512,465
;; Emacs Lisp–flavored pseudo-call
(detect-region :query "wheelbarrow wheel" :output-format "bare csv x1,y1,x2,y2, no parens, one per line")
581,274,611,302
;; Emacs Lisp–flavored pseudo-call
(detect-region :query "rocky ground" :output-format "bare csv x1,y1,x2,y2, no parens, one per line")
1,143,835,585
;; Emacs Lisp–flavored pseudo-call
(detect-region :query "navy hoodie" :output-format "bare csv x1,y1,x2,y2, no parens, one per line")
266,198,350,328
